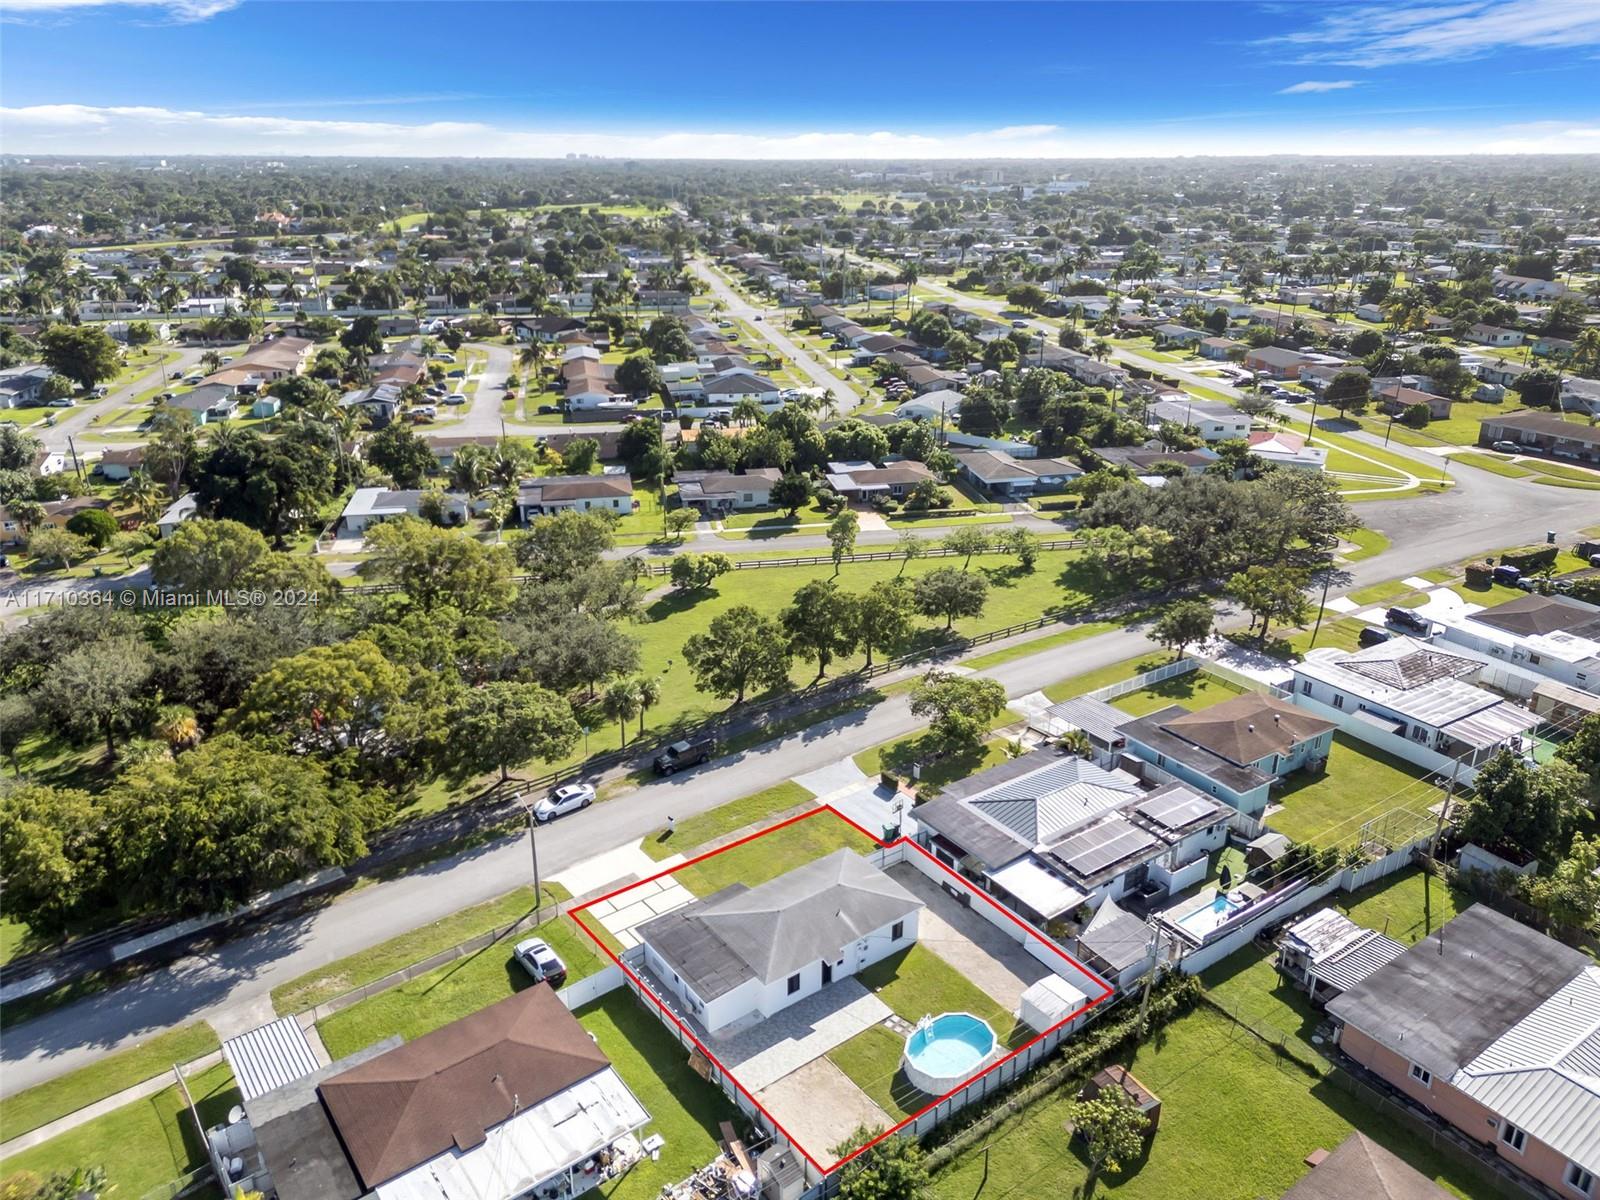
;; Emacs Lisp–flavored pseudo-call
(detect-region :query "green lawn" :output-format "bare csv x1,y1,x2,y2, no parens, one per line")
853,711,1021,795
271,882,569,1014
1346,579,1414,607
827,1024,927,1121
927,1007,1479,1200
669,808,880,898
1109,671,1252,718
1282,616,1368,658
640,781,816,861
575,991,742,1200
1338,528,1391,562
1042,654,1171,704
316,911,609,1061
0,1064,238,1200
0,1023,220,1141
1336,866,1469,945
855,944,1022,1044
960,619,1126,671
720,497,835,531
1268,734,1435,847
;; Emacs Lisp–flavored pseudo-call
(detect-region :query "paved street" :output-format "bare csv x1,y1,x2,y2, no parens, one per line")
36,346,211,455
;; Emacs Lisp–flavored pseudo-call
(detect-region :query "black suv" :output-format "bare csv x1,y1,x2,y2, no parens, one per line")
1385,607,1431,636
653,737,716,775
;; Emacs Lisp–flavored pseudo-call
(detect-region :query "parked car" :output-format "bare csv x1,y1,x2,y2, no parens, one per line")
537,404,559,414
1385,606,1431,635
533,781,595,822
653,737,716,776
47,399,73,409
1492,564,1522,586
511,937,567,987
448,368,466,378
1011,319,1029,329
1491,441,1521,454
1358,626,1393,648
93,385,109,397
443,393,466,405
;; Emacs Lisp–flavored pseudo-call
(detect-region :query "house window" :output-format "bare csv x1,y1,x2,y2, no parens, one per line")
1412,726,1429,743
1332,694,1344,710
1501,1122,1527,1154
1301,680,1312,695
891,920,905,941
1567,1163,1595,1196
787,972,802,995
1408,1063,1432,1087
1528,653,1541,665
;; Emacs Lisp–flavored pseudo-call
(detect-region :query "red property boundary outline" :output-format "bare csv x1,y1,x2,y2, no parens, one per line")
568,805,1114,1177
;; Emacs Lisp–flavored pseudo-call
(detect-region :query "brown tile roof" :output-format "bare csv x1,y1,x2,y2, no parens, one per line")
1281,1132,1453,1200
1162,692,1335,764
318,987,610,1189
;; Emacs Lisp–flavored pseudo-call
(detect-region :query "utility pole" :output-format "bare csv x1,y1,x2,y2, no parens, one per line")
1428,757,1462,863
1137,926,1164,1034
1308,553,1334,649
525,798,544,924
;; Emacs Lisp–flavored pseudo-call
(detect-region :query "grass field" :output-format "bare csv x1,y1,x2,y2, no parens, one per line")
1108,671,1253,718
668,808,880,898
0,1064,239,1200
1268,734,1435,847
639,781,815,861
927,1006,1479,1200
315,909,608,1060
1042,654,1171,704
271,882,569,1014
0,1023,220,1141
960,619,1126,670
852,707,1022,793
575,991,741,1200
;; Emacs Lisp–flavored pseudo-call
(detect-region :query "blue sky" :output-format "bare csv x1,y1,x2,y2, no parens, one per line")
2,0,1598,156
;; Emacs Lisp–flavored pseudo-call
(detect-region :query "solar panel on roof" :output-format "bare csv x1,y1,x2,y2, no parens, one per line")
1053,819,1160,878
1135,790,1216,830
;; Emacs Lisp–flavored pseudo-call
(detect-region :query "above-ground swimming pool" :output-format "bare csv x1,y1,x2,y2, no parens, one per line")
901,1012,998,1096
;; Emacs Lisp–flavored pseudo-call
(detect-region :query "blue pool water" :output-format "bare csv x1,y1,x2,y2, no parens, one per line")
1177,891,1246,932
905,1013,997,1077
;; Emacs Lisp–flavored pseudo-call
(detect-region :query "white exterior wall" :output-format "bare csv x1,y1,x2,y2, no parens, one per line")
643,913,919,1034
1289,683,1480,784
1432,624,1599,695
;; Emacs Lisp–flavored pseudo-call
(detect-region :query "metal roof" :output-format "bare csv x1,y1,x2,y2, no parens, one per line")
1451,966,1600,1173
1037,696,1132,744
984,856,1087,920
1313,933,1407,995
1078,898,1153,974
1133,783,1229,836
223,1017,321,1102
1048,818,1161,883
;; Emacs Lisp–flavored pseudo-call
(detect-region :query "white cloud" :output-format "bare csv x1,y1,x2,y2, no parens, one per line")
1279,80,1360,93
1269,0,1600,66
0,0,237,19
3,103,1600,158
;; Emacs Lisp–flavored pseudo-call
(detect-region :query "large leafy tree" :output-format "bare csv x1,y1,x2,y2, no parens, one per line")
1150,599,1214,660
110,735,384,916
365,423,438,489
1458,750,1587,863
230,638,410,760
852,579,915,668
148,517,269,593
0,784,107,934
446,682,580,781
782,579,859,679
513,610,641,698
683,605,791,702
913,566,988,629
193,430,335,543
831,1126,931,1200
38,634,155,758
362,517,514,616
1067,1090,1151,1177
512,509,615,582
1224,564,1311,644
39,324,120,390
909,669,1006,756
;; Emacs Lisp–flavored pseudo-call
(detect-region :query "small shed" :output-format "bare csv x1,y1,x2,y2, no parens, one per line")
1019,974,1089,1035
1246,831,1292,870
1079,1065,1161,1133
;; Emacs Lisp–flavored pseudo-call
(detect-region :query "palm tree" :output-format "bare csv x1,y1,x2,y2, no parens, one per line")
118,470,166,526
634,676,662,739
731,397,765,427
601,679,642,748
450,443,492,495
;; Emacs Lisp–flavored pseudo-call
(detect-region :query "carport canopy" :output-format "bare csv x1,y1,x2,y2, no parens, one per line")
984,855,1086,920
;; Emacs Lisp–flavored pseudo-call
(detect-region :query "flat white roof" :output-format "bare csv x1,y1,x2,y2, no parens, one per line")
985,856,1087,920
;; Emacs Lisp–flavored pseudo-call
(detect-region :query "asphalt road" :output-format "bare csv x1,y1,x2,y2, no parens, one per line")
37,346,211,455
0,618,1153,1094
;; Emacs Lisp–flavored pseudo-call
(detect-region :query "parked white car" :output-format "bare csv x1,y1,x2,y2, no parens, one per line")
533,782,595,823
512,937,567,986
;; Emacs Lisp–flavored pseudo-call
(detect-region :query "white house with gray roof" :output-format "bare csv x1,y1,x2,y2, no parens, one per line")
1291,637,1541,782
636,850,920,1035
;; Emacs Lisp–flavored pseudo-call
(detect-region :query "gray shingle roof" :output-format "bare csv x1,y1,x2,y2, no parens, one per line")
638,850,920,999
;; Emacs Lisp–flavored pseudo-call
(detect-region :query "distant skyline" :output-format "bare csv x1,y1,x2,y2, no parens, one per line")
2,0,1599,158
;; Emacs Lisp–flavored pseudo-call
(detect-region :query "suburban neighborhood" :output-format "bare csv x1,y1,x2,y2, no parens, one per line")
2,5,1600,1200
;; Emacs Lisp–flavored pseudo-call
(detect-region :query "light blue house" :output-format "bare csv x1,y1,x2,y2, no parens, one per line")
1119,692,1337,818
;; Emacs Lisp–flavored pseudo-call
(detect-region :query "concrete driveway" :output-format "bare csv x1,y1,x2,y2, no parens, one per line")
886,865,1050,1015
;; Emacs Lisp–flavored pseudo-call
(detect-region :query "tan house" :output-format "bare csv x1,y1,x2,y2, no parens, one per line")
1327,905,1599,1198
